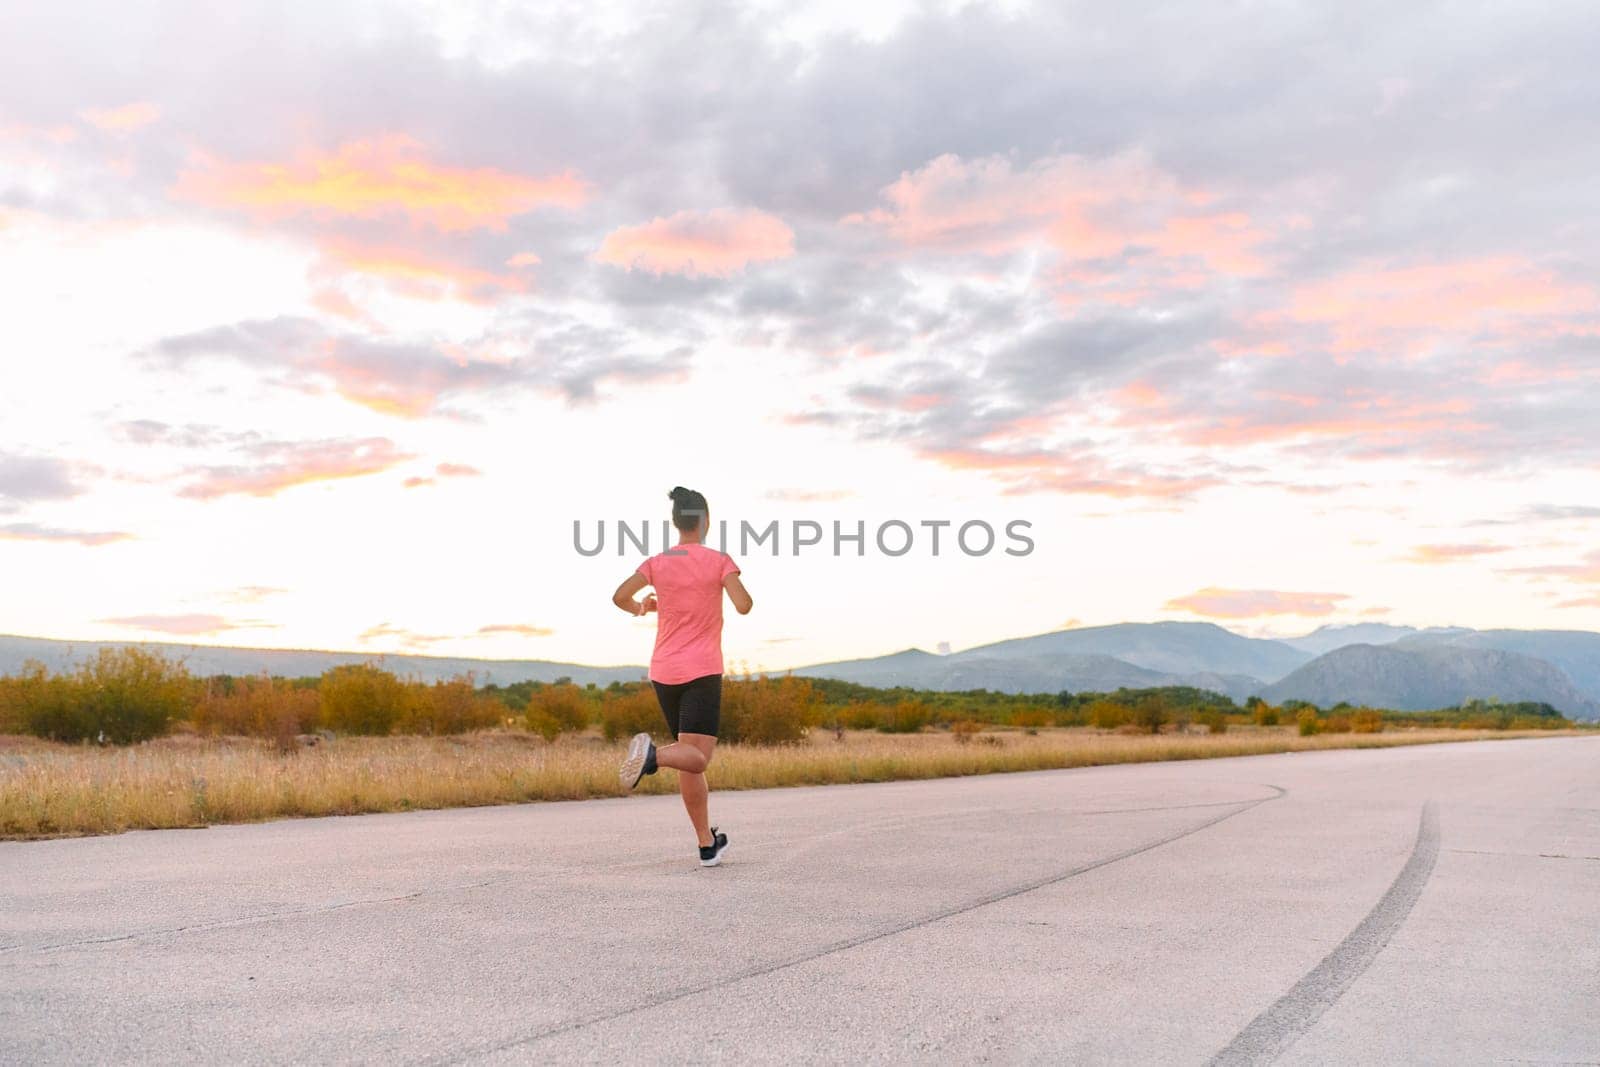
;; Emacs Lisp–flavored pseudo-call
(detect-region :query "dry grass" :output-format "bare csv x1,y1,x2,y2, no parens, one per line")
0,725,1579,840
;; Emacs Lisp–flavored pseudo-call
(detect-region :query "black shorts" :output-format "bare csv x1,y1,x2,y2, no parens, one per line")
651,673,722,738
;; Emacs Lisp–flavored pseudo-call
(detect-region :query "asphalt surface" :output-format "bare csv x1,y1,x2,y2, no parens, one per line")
2,735,1597,1065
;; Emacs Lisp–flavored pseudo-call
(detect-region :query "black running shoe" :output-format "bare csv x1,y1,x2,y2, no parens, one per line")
699,827,729,867
619,732,656,791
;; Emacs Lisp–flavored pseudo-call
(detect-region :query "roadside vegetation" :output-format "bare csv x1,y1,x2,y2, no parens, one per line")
1,649,1588,838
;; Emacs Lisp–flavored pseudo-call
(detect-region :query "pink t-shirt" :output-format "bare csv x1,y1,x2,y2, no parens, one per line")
636,543,741,684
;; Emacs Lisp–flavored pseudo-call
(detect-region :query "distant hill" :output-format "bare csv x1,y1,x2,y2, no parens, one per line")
1391,630,1600,704
954,621,1311,682
1282,623,1471,656
790,623,1282,701
0,634,645,687
798,649,1175,695
1261,644,1599,718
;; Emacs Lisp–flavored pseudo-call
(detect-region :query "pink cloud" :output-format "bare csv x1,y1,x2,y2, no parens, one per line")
312,235,529,306
1165,587,1350,618
79,102,160,133
595,208,795,278
98,613,275,635
358,621,453,647
1509,549,1600,584
1267,257,1597,353
847,152,1269,278
180,437,413,500
475,623,555,637
764,488,856,502
403,462,483,490
0,523,133,547
175,135,587,231
1406,543,1508,564
929,446,1220,500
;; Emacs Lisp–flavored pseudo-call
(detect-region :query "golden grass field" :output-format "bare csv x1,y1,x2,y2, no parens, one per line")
0,725,1579,840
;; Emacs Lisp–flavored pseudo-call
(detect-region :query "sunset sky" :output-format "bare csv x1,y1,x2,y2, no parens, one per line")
2,0,1598,672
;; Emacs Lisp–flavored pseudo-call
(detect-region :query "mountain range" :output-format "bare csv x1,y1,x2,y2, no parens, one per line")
788,622,1600,719
2,621,1597,720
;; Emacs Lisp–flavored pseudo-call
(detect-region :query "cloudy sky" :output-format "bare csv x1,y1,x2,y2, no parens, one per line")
2,0,1598,671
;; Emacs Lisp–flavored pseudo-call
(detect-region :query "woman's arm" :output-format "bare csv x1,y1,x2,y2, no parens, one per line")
723,573,753,615
612,573,657,616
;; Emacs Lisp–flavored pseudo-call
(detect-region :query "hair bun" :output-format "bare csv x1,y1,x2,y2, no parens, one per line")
669,486,690,502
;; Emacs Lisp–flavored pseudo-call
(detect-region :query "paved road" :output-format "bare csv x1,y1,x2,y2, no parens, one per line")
2,736,1597,1065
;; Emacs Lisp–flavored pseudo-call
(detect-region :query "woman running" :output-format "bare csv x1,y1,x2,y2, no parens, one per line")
613,486,752,867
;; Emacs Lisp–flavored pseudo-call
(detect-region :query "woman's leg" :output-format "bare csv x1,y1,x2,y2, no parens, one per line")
657,733,717,845
654,675,722,846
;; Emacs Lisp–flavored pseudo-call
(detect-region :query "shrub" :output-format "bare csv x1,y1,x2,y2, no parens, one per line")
320,664,408,736
0,671,29,734
877,699,931,734
1088,699,1130,730
950,719,981,744
723,675,818,744
1252,702,1280,727
1134,698,1168,735
2,661,76,740
1297,708,1320,736
840,701,881,731
1324,715,1352,734
1351,709,1384,734
600,685,663,742
16,648,191,744
401,676,504,735
1198,709,1228,735
195,675,320,745
1008,707,1052,732
525,683,590,740
1051,704,1087,727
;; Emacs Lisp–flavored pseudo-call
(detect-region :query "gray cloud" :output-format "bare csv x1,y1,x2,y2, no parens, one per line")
0,453,83,511
138,315,692,412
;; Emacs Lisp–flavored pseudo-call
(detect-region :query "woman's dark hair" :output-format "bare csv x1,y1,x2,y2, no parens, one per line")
669,486,709,532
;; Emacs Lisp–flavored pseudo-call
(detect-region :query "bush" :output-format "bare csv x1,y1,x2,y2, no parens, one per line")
1324,715,1352,734
722,675,818,744
877,699,931,734
839,701,881,731
1351,709,1384,734
950,720,981,744
0,670,30,734
1051,704,1087,727
1088,699,1130,730
1008,707,1052,732
1198,709,1228,735
195,675,320,744
1297,708,1320,736
2,661,77,740
12,648,191,744
401,676,504,735
525,683,590,740
320,664,408,736
1252,702,1280,727
600,685,663,742
1134,698,1168,735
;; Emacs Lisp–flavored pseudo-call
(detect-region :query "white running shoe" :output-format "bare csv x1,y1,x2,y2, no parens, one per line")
619,732,655,791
